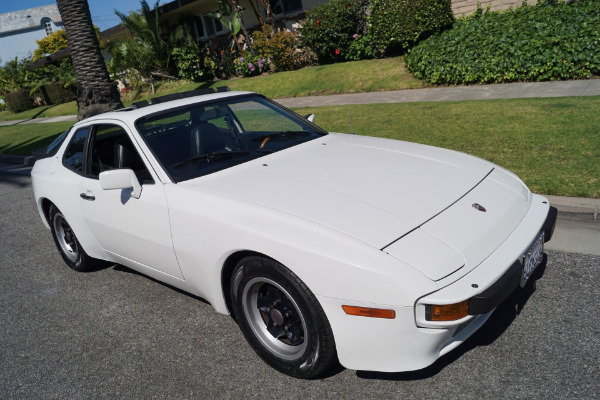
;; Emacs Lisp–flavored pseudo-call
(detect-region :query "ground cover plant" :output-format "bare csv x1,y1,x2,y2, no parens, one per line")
2,97,598,198
369,0,453,54
406,0,600,84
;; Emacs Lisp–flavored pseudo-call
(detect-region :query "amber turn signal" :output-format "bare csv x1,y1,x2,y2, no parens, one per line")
426,300,469,321
342,305,396,319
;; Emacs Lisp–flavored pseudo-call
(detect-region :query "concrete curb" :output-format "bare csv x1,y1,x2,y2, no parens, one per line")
545,195,599,223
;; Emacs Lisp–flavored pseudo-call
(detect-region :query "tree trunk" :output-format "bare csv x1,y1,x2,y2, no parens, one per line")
56,0,123,120
231,0,255,54
259,0,277,36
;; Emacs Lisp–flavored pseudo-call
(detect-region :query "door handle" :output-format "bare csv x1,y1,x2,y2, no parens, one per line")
80,193,95,201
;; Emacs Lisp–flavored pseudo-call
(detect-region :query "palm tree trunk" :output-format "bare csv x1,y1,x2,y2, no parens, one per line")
56,0,123,120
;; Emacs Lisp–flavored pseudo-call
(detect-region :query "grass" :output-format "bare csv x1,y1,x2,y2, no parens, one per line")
0,57,423,121
199,57,425,98
292,97,600,198
0,102,77,121
0,121,73,156
1,96,598,198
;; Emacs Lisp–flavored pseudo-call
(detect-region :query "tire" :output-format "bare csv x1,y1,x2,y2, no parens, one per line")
49,205,97,272
231,256,337,379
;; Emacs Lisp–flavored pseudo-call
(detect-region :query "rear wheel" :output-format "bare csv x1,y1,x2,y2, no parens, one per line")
49,205,97,272
231,256,336,378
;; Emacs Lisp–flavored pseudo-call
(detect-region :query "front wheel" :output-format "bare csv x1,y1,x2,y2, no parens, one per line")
49,204,98,272
231,256,337,379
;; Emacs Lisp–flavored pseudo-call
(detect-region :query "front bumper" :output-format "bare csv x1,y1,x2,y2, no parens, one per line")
469,205,556,315
318,195,555,373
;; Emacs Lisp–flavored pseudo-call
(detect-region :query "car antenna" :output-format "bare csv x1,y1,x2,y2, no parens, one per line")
348,110,354,135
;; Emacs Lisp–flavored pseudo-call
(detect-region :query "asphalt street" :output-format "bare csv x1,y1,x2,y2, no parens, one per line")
1,171,598,399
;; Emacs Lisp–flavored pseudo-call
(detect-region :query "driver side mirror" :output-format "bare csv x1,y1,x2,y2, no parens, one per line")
99,169,142,199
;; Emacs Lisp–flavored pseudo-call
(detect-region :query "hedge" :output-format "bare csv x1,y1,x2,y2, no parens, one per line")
5,90,33,113
299,0,369,64
43,82,76,105
405,0,600,84
369,0,454,54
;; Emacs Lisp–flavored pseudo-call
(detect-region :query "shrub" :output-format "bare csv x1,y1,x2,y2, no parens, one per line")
405,0,600,84
252,25,307,72
172,42,213,81
299,0,369,64
346,34,379,61
5,90,33,113
33,30,69,61
43,82,76,105
368,0,454,55
234,54,269,77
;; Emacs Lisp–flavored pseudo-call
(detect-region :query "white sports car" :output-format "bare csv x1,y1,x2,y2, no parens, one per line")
31,89,557,378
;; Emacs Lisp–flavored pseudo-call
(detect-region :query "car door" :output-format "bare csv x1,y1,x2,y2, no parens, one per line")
78,122,184,279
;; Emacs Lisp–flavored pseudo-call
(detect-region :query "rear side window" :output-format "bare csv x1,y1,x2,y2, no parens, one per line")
63,127,91,174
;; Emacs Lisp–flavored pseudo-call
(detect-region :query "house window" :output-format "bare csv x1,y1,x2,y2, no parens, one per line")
41,17,54,35
202,12,224,37
269,0,303,16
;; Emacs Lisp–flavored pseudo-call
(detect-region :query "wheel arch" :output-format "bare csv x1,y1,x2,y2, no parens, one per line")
40,197,54,225
221,250,277,317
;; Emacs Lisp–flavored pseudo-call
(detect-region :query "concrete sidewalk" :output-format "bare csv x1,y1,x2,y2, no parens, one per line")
0,115,76,127
275,79,600,108
0,79,599,126
2,78,599,222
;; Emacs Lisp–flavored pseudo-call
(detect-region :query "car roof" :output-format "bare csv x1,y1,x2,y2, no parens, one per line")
72,90,256,127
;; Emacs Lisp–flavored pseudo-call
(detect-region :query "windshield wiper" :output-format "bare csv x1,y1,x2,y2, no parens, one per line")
171,149,272,169
255,131,312,141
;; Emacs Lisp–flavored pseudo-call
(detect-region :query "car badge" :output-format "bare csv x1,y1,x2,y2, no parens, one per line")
472,203,487,212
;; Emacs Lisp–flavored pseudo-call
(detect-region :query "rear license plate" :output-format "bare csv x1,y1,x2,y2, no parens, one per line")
521,232,545,287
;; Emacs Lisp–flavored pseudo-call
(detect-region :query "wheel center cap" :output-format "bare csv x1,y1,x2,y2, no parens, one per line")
270,308,285,326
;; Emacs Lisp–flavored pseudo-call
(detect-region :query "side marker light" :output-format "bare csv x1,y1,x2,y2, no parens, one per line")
342,305,396,319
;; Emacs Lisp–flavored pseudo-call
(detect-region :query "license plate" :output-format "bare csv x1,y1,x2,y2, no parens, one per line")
521,232,545,287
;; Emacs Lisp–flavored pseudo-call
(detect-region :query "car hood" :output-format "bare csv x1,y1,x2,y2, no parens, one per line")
182,133,494,248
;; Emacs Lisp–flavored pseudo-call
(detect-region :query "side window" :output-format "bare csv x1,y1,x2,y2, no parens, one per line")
63,126,91,174
87,124,154,183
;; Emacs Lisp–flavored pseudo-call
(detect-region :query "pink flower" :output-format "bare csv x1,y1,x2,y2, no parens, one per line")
250,67,255,72
353,34,358,39
248,63,254,69
240,57,245,62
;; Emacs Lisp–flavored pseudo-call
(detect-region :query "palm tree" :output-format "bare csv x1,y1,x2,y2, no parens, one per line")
56,0,123,120
114,0,183,73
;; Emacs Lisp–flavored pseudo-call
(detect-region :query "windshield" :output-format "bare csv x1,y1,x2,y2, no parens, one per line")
135,95,327,182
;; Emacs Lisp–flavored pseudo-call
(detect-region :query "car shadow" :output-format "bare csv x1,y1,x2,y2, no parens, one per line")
355,256,548,381
0,171,31,187
83,254,548,382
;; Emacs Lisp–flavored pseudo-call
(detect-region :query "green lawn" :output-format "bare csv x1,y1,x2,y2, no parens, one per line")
0,122,73,156
293,97,600,198
0,57,423,121
1,97,598,198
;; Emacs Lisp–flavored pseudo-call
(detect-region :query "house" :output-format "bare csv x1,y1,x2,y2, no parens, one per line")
0,4,63,65
155,0,327,43
452,0,536,16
